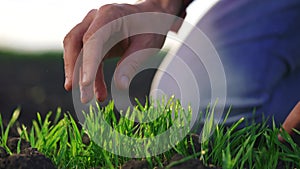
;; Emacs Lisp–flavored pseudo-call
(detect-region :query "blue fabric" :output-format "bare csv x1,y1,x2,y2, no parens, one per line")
195,0,300,125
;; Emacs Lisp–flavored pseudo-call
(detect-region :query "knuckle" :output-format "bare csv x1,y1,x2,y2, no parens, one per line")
64,21,87,47
63,32,72,47
98,4,130,19
99,4,120,13
63,28,79,47
87,9,98,15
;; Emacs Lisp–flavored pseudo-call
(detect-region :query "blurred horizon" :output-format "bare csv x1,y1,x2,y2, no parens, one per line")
0,0,218,127
0,0,218,52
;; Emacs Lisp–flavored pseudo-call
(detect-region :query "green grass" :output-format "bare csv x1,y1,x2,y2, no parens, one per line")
0,49,63,59
0,98,300,169
0,108,20,154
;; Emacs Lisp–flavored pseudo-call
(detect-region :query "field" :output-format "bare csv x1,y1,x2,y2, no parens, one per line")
0,50,300,169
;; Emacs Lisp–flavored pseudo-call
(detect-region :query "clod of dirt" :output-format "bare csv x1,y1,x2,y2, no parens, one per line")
0,137,56,169
121,159,149,169
1,153,56,169
167,154,209,169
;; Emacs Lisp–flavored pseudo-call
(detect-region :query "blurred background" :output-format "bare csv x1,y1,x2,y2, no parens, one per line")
0,0,217,125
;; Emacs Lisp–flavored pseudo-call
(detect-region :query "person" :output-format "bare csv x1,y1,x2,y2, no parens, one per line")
63,0,300,140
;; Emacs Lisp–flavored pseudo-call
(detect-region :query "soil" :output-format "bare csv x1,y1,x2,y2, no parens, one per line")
166,154,210,169
121,154,212,169
0,137,56,169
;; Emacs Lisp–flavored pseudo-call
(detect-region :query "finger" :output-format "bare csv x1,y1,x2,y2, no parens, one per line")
63,9,97,91
79,66,94,104
114,34,165,89
282,102,300,134
279,102,300,142
94,63,107,102
80,6,123,102
81,5,124,85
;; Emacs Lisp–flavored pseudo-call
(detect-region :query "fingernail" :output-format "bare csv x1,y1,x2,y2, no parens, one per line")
120,75,129,89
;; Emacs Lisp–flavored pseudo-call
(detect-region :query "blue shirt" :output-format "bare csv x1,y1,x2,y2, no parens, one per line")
196,0,300,125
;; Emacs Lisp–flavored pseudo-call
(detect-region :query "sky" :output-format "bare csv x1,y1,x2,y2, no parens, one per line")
0,0,217,51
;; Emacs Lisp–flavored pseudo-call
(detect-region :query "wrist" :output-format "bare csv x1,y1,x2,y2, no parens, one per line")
136,0,182,15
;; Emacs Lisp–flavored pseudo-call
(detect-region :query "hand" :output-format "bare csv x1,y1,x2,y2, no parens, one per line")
63,1,182,103
278,102,300,142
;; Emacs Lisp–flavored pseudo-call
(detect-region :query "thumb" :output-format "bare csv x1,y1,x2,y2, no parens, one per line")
114,46,160,90
278,102,300,142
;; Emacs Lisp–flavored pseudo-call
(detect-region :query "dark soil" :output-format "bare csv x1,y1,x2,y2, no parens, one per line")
122,159,150,169
166,154,210,169
121,154,211,169
0,137,56,169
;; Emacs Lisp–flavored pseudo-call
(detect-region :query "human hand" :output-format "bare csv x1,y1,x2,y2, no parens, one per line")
63,1,182,103
278,102,300,142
